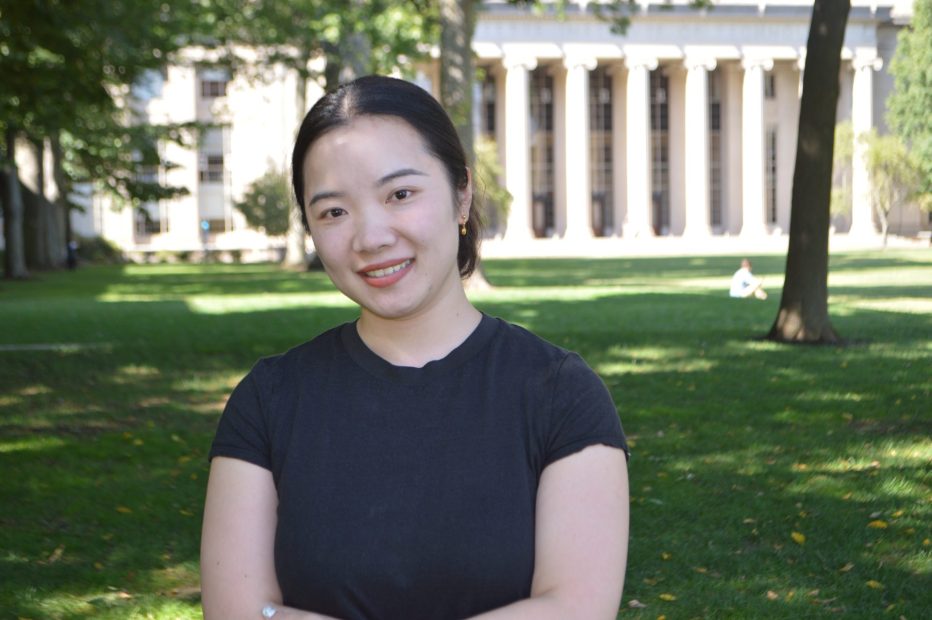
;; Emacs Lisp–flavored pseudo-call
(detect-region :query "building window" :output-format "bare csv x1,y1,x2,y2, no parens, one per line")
764,73,776,99
479,70,496,136
530,68,555,238
199,154,224,183
650,70,670,235
708,70,723,229
766,126,778,224
200,79,227,98
589,67,613,237
135,210,163,237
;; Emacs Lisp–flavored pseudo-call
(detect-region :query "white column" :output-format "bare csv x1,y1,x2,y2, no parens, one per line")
683,56,716,237
502,54,537,241
624,56,658,238
563,55,598,240
849,52,883,237
740,57,773,237
610,65,627,237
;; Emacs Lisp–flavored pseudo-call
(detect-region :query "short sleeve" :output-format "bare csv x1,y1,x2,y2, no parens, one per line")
208,361,273,471
544,353,629,467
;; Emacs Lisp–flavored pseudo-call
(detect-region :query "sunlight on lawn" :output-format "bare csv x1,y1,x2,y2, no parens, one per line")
0,436,66,454
184,291,352,314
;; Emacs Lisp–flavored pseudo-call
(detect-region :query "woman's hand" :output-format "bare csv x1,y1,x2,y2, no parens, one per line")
259,603,342,620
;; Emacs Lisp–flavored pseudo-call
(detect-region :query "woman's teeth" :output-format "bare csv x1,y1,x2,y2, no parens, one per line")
365,260,411,278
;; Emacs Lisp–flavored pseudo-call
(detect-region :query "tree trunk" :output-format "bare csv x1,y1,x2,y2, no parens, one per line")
766,0,850,344
439,0,493,289
339,2,371,83
284,71,309,268
2,128,30,279
440,0,477,167
50,134,71,248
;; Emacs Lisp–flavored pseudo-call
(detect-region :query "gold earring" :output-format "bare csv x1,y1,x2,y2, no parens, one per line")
460,220,467,236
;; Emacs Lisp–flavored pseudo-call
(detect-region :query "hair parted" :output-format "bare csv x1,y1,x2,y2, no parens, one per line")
291,75,482,278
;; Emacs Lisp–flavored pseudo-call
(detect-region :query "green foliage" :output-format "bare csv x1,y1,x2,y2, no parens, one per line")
234,170,293,237
0,253,929,618
474,136,512,232
223,0,434,86
74,235,125,264
887,0,932,195
0,0,206,206
831,121,854,215
860,131,925,242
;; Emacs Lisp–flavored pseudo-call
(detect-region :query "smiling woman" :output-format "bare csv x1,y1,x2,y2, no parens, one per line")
200,76,630,620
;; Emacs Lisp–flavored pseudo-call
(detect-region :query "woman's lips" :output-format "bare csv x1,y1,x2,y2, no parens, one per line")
358,258,413,288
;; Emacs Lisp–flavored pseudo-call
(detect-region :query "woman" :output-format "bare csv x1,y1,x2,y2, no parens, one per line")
201,75,629,620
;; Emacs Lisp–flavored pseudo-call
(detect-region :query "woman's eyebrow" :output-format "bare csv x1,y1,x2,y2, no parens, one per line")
376,168,427,187
308,190,344,207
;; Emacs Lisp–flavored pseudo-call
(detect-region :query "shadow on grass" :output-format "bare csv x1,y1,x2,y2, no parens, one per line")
0,255,929,618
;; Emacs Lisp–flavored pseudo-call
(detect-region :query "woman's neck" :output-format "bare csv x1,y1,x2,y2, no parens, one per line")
356,291,481,368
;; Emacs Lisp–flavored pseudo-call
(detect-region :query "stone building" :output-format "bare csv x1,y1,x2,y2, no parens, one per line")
42,0,925,259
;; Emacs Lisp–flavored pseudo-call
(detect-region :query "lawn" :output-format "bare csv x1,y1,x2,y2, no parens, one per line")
0,250,929,619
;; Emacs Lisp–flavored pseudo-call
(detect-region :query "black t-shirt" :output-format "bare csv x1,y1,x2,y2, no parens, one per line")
210,313,628,619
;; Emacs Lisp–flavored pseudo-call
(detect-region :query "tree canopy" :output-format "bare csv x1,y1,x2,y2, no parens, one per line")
887,0,932,197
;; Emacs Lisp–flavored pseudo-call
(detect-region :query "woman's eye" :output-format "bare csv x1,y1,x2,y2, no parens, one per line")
391,189,412,201
322,207,346,219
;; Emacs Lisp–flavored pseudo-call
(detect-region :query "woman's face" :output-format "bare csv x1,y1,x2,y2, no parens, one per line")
302,115,471,322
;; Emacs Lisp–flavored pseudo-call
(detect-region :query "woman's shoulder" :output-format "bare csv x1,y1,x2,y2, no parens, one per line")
487,315,572,361
247,322,352,382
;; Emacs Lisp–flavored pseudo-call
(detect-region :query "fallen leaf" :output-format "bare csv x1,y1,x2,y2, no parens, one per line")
839,562,855,572
116,506,133,514
865,580,883,590
659,593,676,601
657,616,666,620
766,590,779,600
791,531,806,545
891,510,904,518
47,545,64,563
693,566,708,574
627,599,647,609
661,552,671,560
867,520,888,529
94,562,104,570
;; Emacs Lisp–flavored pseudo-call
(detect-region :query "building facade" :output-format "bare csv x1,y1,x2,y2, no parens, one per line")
53,0,926,258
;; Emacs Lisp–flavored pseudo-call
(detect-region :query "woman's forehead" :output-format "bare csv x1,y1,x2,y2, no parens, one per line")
303,117,436,182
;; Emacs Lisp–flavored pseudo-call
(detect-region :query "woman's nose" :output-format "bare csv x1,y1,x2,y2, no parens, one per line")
351,207,396,253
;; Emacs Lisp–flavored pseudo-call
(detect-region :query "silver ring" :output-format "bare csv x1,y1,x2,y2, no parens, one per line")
261,605,277,618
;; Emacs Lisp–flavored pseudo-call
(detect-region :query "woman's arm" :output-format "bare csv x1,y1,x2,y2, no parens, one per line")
201,457,341,620
468,444,630,620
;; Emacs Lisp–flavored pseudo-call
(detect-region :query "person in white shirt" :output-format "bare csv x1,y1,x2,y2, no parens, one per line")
730,259,768,299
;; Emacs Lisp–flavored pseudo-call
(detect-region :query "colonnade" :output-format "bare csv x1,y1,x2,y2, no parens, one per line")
482,46,883,240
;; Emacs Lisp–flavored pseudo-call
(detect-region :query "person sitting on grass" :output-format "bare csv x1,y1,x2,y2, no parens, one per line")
200,75,630,620
730,258,768,300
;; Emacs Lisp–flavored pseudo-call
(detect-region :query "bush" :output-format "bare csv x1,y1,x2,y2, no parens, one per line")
75,235,125,264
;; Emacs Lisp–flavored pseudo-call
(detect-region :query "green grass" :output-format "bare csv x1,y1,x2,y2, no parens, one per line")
1,251,929,619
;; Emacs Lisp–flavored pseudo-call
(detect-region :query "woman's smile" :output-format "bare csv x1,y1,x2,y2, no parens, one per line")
359,258,414,287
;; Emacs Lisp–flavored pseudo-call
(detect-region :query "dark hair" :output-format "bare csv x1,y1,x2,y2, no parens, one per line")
291,75,482,278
